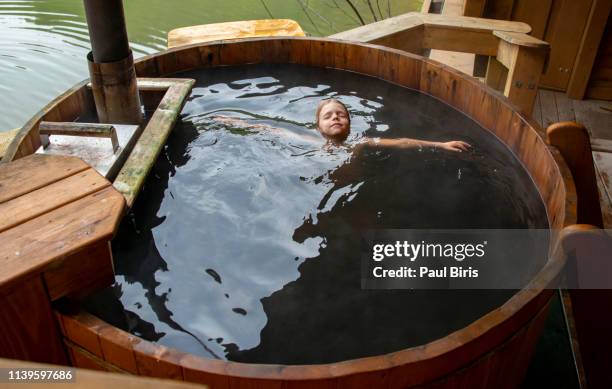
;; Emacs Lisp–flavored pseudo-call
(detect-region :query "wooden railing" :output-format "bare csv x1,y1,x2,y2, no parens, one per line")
331,12,549,115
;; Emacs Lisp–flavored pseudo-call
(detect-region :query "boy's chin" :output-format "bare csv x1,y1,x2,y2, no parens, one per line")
323,128,348,137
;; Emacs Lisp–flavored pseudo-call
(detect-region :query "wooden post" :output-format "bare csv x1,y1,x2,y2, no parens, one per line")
495,31,549,115
547,122,604,227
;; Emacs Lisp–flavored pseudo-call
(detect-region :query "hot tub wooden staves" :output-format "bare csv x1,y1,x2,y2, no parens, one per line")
1,38,578,389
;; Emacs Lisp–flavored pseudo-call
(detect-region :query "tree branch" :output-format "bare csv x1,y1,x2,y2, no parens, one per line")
344,0,366,25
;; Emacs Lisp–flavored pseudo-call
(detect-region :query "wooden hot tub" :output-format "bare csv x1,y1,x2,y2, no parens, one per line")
3,38,576,388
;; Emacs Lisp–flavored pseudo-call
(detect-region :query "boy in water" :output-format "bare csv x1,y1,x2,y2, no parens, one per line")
214,98,471,152
315,98,470,151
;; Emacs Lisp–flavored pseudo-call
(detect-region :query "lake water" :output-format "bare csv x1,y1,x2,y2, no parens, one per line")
0,0,421,131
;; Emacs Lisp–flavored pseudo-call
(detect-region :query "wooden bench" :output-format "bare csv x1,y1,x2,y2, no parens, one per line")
0,154,124,364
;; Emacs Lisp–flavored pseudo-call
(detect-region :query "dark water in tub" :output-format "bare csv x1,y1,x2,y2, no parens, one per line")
85,64,548,365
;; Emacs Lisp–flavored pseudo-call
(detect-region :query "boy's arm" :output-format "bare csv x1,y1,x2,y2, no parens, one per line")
362,138,471,152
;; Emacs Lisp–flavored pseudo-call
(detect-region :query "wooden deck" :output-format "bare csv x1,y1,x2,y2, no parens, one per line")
532,89,612,228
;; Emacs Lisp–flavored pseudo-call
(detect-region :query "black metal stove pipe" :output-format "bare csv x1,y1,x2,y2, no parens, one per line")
82,0,142,124
83,0,130,63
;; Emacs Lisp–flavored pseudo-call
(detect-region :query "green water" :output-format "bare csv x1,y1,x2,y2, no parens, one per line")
0,0,421,131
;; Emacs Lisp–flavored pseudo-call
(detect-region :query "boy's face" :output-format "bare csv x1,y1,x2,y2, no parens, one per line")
317,102,350,139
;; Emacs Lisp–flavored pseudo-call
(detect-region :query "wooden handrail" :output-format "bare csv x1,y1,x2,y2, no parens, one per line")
39,122,120,152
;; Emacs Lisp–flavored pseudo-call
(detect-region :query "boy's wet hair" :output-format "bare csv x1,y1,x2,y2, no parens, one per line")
315,98,350,130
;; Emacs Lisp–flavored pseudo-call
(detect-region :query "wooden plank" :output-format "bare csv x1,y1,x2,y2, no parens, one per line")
167,19,305,49
181,354,231,389
573,97,612,140
0,186,124,289
133,341,184,380
43,241,115,300
463,0,487,17
501,39,549,115
484,0,515,20
331,11,531,48
539,89,559,128
485,57,508,91
586,80,612,100
585,12,612,100
591,138,612,153
114,80,194,208
554,91,576,122
418,12,531,33
567,0,612,99
60,311,107,359
593,152,612,228
494,31,549,48
511,0,553,39
540,0,594,91
496,36,517,68
0,168,109,233
429,50,476,74
532,90,543,126
0,277,68,364
0,154,88,203
371,28,424,54
98,324,142,374
67,342,114,372
424,27,499,55
330,13,422,43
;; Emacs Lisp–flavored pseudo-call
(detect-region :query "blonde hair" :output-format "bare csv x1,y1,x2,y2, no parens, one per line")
315,98,350,130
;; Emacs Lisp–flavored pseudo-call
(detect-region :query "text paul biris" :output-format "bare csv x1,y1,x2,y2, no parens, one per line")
371,240,487,279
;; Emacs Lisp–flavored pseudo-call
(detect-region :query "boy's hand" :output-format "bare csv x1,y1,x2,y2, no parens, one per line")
439,141,471,152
